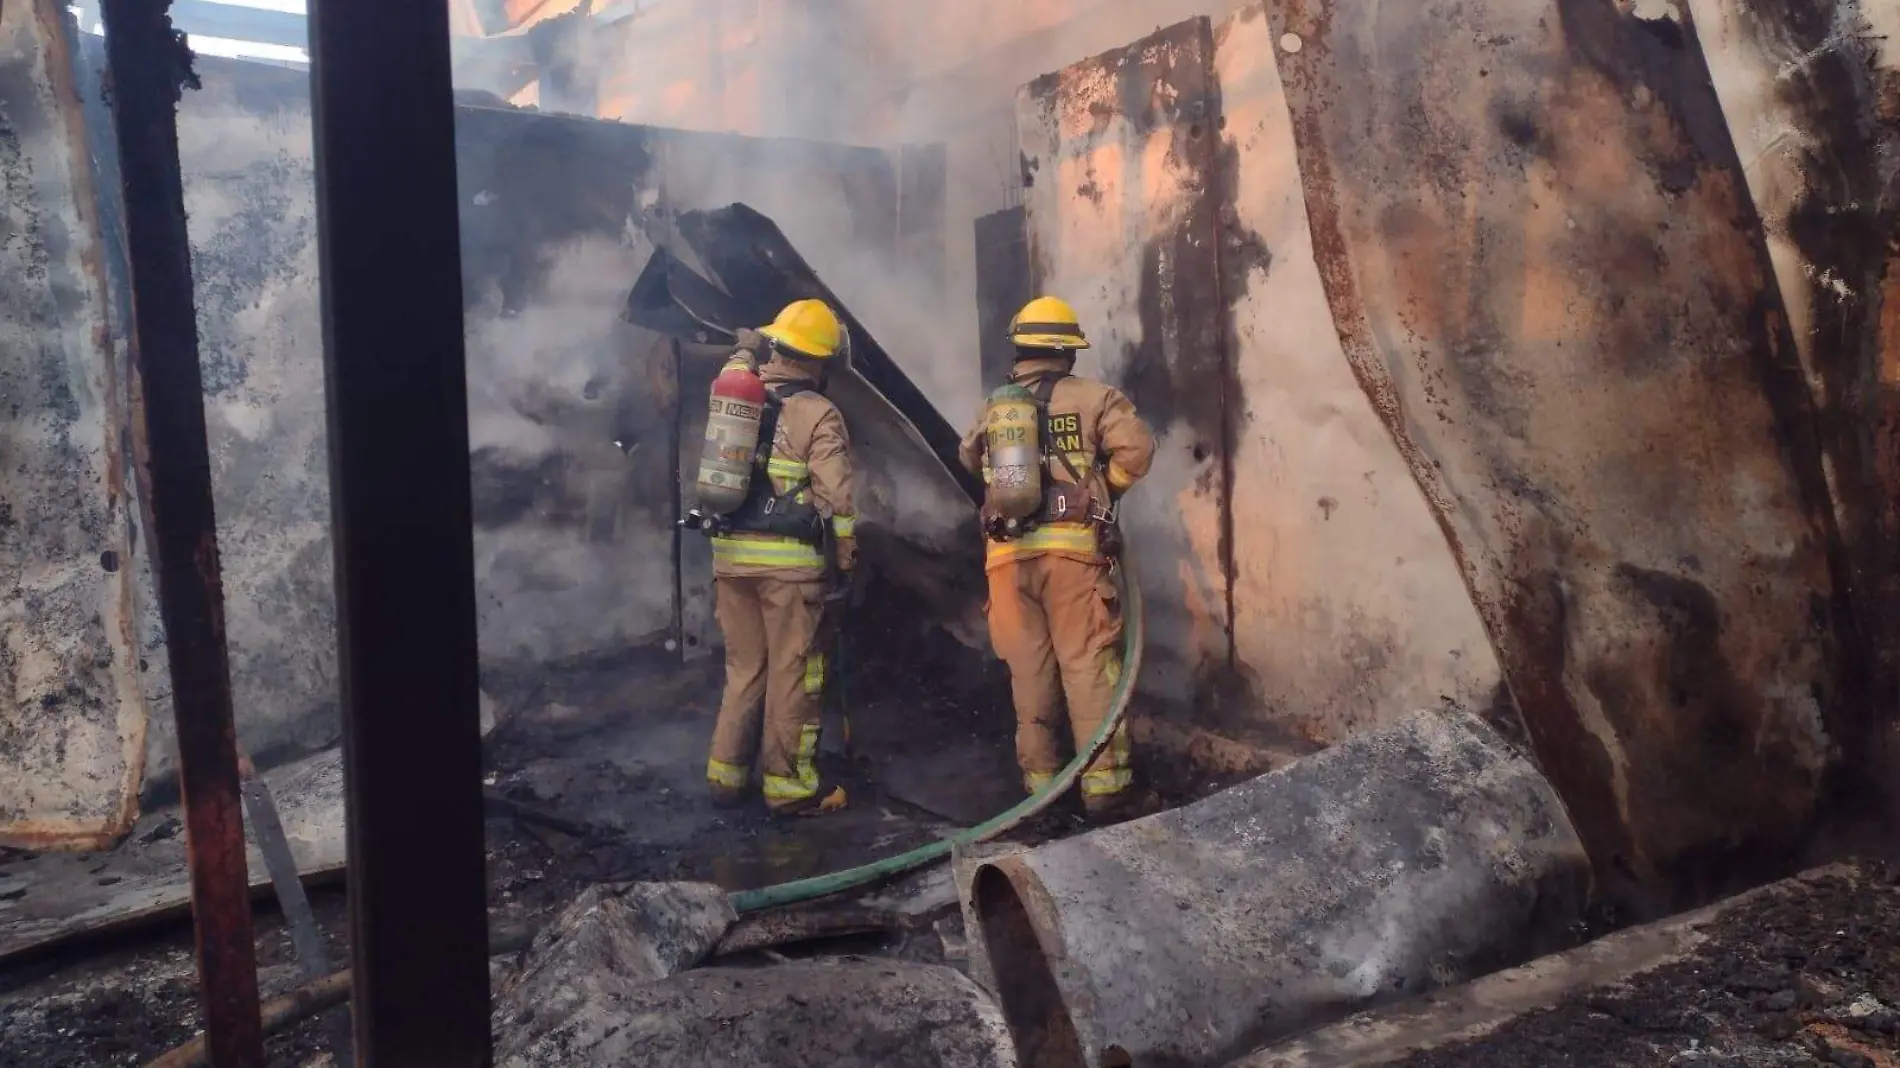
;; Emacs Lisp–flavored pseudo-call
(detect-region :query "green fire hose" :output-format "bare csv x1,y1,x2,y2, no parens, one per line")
728,554,1145,913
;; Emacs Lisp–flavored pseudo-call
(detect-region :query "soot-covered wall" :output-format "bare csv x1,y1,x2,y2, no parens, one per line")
1016,17,1503,755
131,56,940,797
0,1,149,848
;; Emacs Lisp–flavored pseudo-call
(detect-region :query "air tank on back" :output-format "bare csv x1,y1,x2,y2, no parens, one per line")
984,382,1043,520
697,356,768,515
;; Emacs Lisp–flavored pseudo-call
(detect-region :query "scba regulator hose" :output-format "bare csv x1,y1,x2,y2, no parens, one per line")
728,555,1146,913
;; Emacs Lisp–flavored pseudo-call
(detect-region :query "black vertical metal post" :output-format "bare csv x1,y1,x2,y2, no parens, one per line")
303,0,492,1064
95,4,264,1066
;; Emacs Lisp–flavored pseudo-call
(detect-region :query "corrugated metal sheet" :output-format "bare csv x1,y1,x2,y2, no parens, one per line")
1265,0,1852,912
0,0,148,849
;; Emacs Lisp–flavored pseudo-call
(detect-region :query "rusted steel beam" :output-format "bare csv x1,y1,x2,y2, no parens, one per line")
304,0,493,1062
95,1,263,1064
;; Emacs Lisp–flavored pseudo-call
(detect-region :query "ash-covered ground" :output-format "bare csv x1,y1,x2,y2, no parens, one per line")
0,625,1101,1067
1402,864,1900,1068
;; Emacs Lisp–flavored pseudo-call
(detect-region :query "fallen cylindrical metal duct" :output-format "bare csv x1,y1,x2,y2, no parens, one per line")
968,708,1593,1068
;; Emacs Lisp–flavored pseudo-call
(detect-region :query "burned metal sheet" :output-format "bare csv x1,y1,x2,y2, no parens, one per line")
670,203,980,502
1267,0,1852,911
631,208,990,655
1015,17,1235,708
154,56,335,795
1212,5,1503,746
0,0,148,850
1687,0,1899,797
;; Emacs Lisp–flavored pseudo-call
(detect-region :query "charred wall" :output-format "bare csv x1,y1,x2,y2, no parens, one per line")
1687,0,1900,814
1017,18,1236,710
1212,6,1504,745
1016,15,1501,753
454,104,680,672
0,1,148,849
136,57,335,790
124,56,937,797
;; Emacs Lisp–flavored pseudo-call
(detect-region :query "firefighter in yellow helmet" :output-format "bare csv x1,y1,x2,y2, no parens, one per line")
958,296,1156,820
704,299,857,816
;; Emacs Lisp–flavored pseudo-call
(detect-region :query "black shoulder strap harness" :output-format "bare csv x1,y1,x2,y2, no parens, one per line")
725,380,824,543
753,380,813,473
1023,372,1087,484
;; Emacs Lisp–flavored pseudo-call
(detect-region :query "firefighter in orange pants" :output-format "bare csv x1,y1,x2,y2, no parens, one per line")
958,297,1156,819
703,300,856,816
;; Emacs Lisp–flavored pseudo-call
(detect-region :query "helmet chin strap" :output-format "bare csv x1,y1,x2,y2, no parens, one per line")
766,339,833,390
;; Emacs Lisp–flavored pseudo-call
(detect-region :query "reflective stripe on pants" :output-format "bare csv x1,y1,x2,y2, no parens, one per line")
707,758,748,790
707,576,828,809
762,723,822,803
988,555,1131,798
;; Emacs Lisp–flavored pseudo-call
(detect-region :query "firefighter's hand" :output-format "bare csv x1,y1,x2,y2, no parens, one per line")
733,327,765,353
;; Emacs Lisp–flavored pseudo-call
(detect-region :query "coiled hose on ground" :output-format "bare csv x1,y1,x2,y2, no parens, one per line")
729,554,1146,913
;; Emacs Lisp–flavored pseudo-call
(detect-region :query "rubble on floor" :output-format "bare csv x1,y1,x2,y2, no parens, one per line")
0,892,353,1068
0,750,347,965
497,957,1014,1068
493,881,736,1064
1239,863,1900,1068
488,868,1010,1067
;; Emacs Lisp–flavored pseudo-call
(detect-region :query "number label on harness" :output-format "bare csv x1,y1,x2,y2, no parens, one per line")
1045,412,1083,454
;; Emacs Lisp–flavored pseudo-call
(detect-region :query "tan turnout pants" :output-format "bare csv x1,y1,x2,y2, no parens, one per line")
985,555,1132,801
707,576,829,811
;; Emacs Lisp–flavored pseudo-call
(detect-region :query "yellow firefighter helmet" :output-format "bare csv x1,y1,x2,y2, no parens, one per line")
1008,295,1091,351
759,299,845,360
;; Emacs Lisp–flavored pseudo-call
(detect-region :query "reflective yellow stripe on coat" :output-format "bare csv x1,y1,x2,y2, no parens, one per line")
766,458,809,484
711,457,827,569
983,522,1099,567
711,535,825,569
